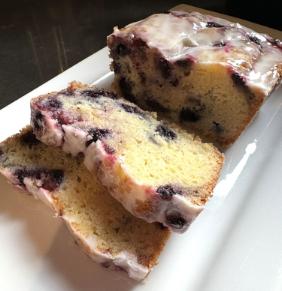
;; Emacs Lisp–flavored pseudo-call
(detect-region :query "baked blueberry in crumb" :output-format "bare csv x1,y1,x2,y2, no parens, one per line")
119,77,135,102
20,131,40,147
180,108,201,122
175,59,193,71
112,61,121,74
170,78,179,87
165,211,187,229
213,41,226,47
212,121,224,134
138,72,146,84
86,128,111,146
231,72,246,88
0,148,4,160
32,111,44,131
157,57,172,79
206,21,225,28
81,89,117,99
145,99,169,113
248,35,262,46
156,124,177,140
115,43,131,56
14,168,64,191
156,185,182,200
120,103,145,117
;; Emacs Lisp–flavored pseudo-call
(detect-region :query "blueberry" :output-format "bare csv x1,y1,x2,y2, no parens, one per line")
231,72,246,88
248,35,262,46
46,98,62,109
86,128,111,147
20,131,40,148
32,110,44,131
156,185,181,200
145,99,169,113
212,121,224,134
81,89,117,99
138,72,146,84
0,148,4,160
14,168,64,191
115,43,131,56
119,77,135,102
170,78,179,87
112,61,121,74
120,103,145,117
206,21,225,28
42,169,64,191
156,125,177,140
165,211,187,229
157,57,172,79
180,106,203,122
213,41,226,47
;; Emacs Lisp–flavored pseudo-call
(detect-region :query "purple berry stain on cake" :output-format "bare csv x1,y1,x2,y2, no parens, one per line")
103,143,115,155
14,168,64,191
156,184,182,200
20,131,40,147
156,125,177,140
86,128,111,147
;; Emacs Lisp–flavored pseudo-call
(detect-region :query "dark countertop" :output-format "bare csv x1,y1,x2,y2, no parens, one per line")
0,0,281,109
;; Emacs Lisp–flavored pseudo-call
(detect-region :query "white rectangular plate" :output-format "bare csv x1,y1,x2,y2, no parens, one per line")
1,46,282,291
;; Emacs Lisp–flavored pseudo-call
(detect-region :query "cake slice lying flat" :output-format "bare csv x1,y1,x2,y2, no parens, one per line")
0,127,170,280
107,11,282,147
30,83,223,233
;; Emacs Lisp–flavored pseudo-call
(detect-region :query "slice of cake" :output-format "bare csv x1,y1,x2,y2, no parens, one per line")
107,11,282,147
0,127,170,280
30,83,223,233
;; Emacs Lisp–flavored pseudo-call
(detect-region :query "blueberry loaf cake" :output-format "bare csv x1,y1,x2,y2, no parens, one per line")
30,82,223,233
0,127,170,280
107,11,282,147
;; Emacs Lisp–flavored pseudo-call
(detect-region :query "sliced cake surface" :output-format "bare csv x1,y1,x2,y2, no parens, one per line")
0,127,170,280
30,83,223,233
107,11,282,146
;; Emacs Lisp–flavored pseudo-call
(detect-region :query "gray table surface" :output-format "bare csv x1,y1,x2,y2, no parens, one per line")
0,0,280,109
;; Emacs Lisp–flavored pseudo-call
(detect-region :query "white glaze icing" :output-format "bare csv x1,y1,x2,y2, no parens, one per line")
0,166,150,281
62,125,88,156
110,11,282,94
